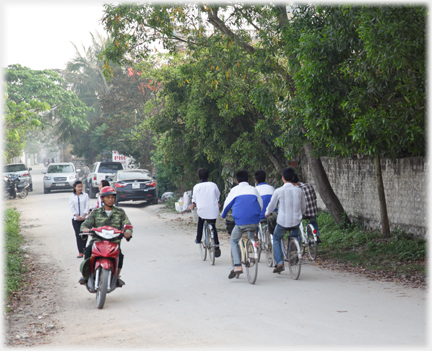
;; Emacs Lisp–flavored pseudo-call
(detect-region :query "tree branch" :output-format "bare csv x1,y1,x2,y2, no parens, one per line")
206,6,296,96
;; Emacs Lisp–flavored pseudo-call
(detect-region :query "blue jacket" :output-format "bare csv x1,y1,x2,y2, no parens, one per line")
221,182,263,225
256,183,275,219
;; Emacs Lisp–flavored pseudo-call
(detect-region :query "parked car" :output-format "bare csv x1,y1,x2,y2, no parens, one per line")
84,161,124,199
161,192,175,202
112,169,158,206
3,163,33,192
42,163,80,193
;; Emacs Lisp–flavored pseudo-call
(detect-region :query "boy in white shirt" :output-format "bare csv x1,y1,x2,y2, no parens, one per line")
265,167,306,273
189,168,221,257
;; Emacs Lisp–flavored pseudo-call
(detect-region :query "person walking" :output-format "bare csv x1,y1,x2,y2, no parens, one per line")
89,179,110,213
69,180,90,258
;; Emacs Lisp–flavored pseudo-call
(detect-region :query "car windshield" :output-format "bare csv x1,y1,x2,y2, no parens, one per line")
98,164,123,173
47,165,74,173
118,172,151,180
4,164,27,172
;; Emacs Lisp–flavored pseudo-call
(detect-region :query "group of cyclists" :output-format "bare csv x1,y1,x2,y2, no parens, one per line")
190,167,321,279
73,166,321,285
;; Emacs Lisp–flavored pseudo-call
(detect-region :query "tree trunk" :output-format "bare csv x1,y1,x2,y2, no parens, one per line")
374,155,390,237
304,142,351,226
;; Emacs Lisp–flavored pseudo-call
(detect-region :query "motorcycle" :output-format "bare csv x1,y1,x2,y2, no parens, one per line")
3,175,19,200
79,224,132,309
3,175,30,200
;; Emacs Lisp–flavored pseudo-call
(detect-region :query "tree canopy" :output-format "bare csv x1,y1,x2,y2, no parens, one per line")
3,64,90,161
100,3,426,228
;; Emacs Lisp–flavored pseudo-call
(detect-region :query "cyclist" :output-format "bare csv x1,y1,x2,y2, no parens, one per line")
265,167,305,273
78,186,133,286
221,169,263,279
293,174,321,243
254,169,275,221
189,168,221,258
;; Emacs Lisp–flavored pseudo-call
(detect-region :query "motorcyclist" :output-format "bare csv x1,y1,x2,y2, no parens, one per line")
78,186,133,286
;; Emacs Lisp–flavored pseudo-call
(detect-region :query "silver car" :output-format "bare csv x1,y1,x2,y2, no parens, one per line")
42,163,81,194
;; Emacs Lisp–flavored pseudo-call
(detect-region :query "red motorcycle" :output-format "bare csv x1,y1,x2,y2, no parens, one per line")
80,224,132,309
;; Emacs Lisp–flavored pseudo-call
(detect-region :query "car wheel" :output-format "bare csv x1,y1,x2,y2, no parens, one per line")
115,197,119,206
151,198,159,205
89,185,96,199
44,187,50,194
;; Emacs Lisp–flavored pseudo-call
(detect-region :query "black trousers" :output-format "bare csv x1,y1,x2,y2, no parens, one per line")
84,240,124,269
72,219,87,254
196,217,220,245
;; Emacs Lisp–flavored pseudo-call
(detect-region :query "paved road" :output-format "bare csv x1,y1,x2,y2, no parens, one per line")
12,164,427,348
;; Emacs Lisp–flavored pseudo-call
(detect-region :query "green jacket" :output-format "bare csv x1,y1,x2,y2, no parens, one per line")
80,206,133,242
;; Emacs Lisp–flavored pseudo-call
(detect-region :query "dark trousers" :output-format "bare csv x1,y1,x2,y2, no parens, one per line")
196,217,220,245
84,240,124,269
72,219,88,254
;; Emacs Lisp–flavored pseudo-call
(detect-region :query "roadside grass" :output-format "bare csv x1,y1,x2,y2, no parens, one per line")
317,211,427,277
4,208,27,305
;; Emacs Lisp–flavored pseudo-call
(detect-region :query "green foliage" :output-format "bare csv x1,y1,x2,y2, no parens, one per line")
65,34,157,166
4,208,26,299
3,64,90,162
318,212,426,263
282,5,426,159
137,50,285,195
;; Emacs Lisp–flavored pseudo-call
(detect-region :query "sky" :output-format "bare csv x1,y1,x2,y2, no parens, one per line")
2,1,108,71
2,0,428,71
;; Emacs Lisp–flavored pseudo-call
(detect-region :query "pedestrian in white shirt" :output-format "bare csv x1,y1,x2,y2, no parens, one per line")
265,168,306,273
69,180,90,258
189,168,221,258
89,179,110,213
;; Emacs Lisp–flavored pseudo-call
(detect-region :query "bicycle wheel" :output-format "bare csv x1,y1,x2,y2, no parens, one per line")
288,238,301,280
306,224,317,261
281,237,288,262
199,226,207,261
264,226,274,267
256,228,262,263
245,239,258,284
207,225,215,266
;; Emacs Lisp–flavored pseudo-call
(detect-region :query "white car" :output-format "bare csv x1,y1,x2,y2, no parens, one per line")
42,163,80,194
84,161,124,198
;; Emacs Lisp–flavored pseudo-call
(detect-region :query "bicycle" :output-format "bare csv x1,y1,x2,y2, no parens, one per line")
299,218,318,261
198,220,217,265
230,230,259,284
256,219,274,267
278,228,302,280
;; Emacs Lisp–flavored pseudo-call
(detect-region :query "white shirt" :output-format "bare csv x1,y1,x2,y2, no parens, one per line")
265,183,306,228
69,192,90,221
192,181,220,220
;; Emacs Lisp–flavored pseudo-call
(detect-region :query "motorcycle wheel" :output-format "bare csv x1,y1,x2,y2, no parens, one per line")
18,188,28,199
96,267,109,309
3,191,10,201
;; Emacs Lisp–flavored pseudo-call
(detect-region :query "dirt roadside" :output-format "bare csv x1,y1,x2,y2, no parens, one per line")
3,207,427,347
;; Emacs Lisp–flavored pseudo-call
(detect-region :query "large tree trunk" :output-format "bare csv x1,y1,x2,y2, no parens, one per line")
304,143,351,226
207,6,350,225
374,155,390,237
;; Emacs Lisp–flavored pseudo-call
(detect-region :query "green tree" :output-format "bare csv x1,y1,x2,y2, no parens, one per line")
3,65,90,162
101,3,350,224
282,5,425,236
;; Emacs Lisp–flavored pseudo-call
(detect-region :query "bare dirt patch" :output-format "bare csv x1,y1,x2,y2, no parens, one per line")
4,243,66,347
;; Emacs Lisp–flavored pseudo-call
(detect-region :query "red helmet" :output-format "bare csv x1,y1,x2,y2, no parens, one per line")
100,186,117,197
